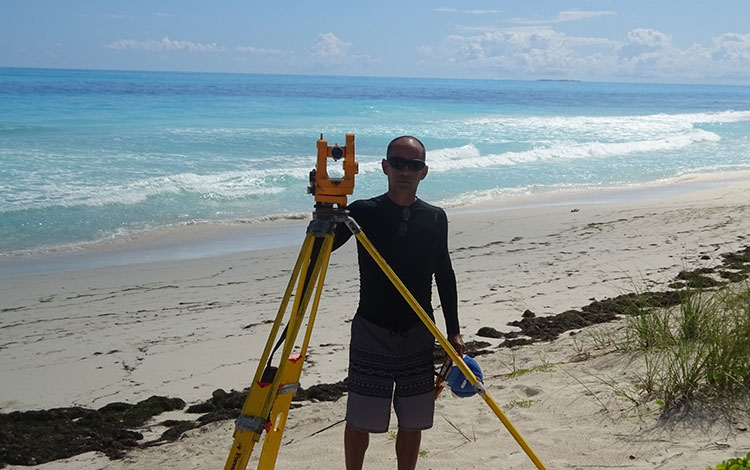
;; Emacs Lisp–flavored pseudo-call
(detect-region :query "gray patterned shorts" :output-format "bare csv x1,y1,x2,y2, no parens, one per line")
345,314,435,433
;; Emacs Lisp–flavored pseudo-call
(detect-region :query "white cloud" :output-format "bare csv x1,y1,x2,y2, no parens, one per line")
418,27,750,81
464,9,501,15
554,10,616,23
436,7,500,15
512,10,616,25
103,37,223,53
309,33,379,67
104,37,293,61
420,27,619,76
73,13,135,20
616,30,750,80
711,33,750,61
311,33,351,58
626,28,672,48
235,45,287,57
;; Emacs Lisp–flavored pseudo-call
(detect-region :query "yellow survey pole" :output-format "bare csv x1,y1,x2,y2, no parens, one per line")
350,223,547,470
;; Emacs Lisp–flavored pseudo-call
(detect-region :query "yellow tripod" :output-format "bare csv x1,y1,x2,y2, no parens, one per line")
224,134,547,470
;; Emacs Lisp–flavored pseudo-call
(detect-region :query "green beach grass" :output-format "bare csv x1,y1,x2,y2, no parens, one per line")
706,451,750,470
624,284,750,413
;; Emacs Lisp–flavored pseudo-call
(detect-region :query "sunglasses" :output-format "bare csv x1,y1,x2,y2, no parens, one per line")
398,207,411,237
387,156,426,172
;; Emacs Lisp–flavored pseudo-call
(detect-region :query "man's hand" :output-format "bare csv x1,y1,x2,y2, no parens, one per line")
447,333,466,357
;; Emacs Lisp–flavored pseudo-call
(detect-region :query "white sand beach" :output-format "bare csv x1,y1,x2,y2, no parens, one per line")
2,174,750,469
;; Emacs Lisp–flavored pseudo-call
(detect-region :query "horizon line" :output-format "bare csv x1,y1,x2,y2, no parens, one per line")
3,65,750,88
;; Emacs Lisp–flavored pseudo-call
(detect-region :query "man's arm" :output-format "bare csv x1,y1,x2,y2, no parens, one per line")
331,220,353,252
434,209,466,356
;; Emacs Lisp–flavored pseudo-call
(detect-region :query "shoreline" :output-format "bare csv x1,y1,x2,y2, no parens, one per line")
3,169,749,280
3,174,750,411
0,217,306,280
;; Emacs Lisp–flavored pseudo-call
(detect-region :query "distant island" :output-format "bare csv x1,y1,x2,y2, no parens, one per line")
537,79,581,82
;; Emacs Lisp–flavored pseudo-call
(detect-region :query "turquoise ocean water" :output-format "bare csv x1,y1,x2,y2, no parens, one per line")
2,68,750,271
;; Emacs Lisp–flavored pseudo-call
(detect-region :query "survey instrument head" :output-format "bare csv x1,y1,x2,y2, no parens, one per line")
308,133,358,208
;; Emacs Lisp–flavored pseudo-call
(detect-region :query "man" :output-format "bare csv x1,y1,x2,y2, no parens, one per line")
333,136,465,470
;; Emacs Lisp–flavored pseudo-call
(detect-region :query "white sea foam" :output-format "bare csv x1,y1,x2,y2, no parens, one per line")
426,129,720,172
425,110,750,144
1,170,291,211
14,110,727,210
1,110,745,214
676,110,750,123
1,155,395,211
437,166,750,211
96,171,290,206
466,109,750,130
165,127,311,136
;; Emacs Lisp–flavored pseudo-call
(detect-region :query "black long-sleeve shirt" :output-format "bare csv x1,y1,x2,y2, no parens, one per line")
333,194,460,334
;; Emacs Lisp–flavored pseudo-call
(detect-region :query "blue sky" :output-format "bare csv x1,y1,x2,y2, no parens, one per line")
3,1,750,84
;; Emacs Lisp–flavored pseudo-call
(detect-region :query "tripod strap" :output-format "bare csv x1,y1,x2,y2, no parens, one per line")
266,236,326,370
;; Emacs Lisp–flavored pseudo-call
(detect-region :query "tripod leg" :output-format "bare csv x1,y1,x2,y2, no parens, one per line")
225,233,317,470
225,232,335,470
258,235,330,420
257,234,334,468
349,225,547,470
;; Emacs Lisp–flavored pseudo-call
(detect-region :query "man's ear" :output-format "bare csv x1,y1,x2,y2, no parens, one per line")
381,158,389,175
420,165,429,180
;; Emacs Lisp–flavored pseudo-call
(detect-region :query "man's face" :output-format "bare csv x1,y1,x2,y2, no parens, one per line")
382,139,428,193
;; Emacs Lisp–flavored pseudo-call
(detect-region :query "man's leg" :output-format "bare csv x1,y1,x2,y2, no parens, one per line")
345,423,369,470
392,324,434,470
395,429,421,470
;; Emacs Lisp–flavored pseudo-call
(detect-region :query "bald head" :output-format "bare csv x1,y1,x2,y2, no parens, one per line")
386,136,426,160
